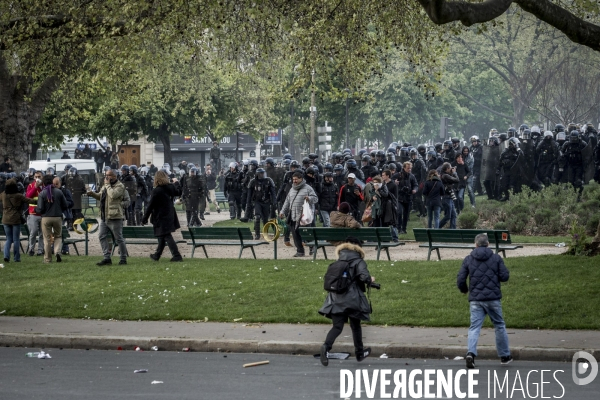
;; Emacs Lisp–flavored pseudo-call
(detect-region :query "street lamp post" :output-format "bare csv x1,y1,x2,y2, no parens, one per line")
289,99,295,160
310,70,316,154
345,88,349,150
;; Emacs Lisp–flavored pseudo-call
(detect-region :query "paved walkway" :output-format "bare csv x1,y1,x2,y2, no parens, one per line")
1,317,597,362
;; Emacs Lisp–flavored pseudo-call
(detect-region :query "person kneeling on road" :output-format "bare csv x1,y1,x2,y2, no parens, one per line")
318,236,375,366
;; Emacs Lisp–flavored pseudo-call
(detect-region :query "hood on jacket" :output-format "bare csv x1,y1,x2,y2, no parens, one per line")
471,246,494,261
335,242,365,259
160,183,178,197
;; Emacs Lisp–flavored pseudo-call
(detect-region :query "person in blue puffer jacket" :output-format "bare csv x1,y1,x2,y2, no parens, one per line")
457,233,512,369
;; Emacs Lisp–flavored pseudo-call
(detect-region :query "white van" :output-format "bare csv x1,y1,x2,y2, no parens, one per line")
29,159,98,188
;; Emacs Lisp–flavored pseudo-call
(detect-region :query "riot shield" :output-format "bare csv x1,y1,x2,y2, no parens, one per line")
67,176,86,210
510,151,535,189
481,145,500,181
582,142,595,184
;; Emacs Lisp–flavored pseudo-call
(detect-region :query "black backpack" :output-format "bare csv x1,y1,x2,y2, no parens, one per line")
323,259,356,294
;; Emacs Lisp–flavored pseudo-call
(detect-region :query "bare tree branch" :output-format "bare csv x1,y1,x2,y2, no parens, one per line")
448,86,513,120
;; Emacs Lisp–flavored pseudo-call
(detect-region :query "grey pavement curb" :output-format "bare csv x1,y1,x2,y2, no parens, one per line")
1,333,597,362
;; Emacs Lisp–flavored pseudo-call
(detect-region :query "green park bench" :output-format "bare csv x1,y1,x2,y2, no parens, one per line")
61,228,88,256
299,227,404,261
412,228,522,261
111,226,185,256
0,224,30,253
181,227,269,259
214,192,228,209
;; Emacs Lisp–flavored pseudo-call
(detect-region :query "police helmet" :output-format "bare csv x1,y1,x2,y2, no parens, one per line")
140,167,149,176
488,136,500,146
569,131,580,143
308,153,318,160
283,153,292,160
64,164,73,172
409,148,418,157
507,127,517,137
386,150,396,161
121,165,130,174
305,166,317,176
567,123,577,133
358,149,367,157
451,137,460,144
302,157,310,165
282,159,292,170
346,159,357,169
508,137,520,148
265,157,275,167
443,140,452,149
557,132,566,141
498,132,508,142
521,129,531,140
519,124,529,134
369,150,376,158
362,154,371,164
343,154,352,162
290,160,300,169
427,150,437,160
256,167,266,178
489,128,498,136
323,172,333,178
388,162,397,171
229,162,237,170
333,164,344,172
129,165,138,174
68,167,77,176
376,150,385,160
323,162,333,172
434,143,442,152
189,167,198,176
554,124,565,133
417,144,427,153
531,125,541,134
249,159,259,170
543,131,553,139
342,148,352,155
28,167,36,176
470,135,480,143
46,167,55,175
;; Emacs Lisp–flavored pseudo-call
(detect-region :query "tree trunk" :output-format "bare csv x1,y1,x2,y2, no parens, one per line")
158,125,173,167
0,54,57,171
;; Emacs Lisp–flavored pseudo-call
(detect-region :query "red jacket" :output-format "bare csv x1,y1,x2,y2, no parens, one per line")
26,182,42,216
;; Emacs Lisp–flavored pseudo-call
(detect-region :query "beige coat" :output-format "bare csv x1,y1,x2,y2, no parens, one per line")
329,211,361,245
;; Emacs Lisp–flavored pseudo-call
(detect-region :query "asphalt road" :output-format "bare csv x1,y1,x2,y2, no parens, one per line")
0,348,597,399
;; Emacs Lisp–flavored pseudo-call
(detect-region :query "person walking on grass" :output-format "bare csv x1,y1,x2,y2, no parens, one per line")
143,170,183,262
35,175,68,264
1,179,36,262
87,168,129,266
318,237,375,366
457,233,512,369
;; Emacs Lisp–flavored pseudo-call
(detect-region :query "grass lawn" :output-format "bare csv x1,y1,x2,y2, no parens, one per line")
0,254,598,330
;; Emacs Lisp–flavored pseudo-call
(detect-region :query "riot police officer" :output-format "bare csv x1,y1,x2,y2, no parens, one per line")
535,131,559,186
139,166,153,215
241,159,258,220
245,168,276,240
409,148,427,217
224,162,243,220
182,167,202,227
119,165,137,225
130,165,148,226
442,140,456,164
426,150,443,172
361,155,377,181
344,159,364,181
469,136,484,195
65,167,86,229
496,137,522,201
562,130,587,191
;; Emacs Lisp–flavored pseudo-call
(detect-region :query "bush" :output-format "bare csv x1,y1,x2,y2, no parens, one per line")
506,213,529,234
457,211,479,229
494,221,507,230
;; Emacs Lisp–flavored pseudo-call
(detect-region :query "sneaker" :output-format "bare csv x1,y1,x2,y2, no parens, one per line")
56,254,62,263
61,251,69,255
309,247,315,256
204,212,210,215
254,234,261,240
28,250,34,256
217,209,221,213
284,241,292,247
118,260,127,265
500,355,513,365
170,255,183,262
150,253,160,261
293,253,305,257
3,258,8,262
199,214,205,220
320,344,329,367
357,347,371,362
96,259,112,266
466,352,476,369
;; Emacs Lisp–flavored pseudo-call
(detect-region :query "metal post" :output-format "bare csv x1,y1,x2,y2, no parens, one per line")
310,70,316,154
289,99,295,160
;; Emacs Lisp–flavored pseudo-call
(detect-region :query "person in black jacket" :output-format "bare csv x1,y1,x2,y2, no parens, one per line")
395,162,418,235
142,170,183,262
422,170,444,228
382,169,399,240
318,172,338,227
457,233,512,369
439,163,460,229
454,153,471,214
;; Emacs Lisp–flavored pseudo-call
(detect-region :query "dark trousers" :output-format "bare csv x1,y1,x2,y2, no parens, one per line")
253,201,271,236
290,220,304,254
397,201,411,232
156,233,181,258
473,169,484,195
324,313,363,352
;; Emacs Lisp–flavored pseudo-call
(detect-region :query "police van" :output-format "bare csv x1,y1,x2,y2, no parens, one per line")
29,159,98,189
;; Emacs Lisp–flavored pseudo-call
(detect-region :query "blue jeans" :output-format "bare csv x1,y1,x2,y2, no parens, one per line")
320,210,331,227
467,300,510,357
3,224,21,261
457,188,465,213
439,197,457,229
466,177,476,207
426,205,441,228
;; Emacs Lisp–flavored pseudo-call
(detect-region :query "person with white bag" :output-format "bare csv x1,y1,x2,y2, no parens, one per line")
280,171,318,257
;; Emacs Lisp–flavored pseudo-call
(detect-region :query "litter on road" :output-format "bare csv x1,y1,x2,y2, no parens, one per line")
151,381,164,384
243,360,270,368
134,369,148,373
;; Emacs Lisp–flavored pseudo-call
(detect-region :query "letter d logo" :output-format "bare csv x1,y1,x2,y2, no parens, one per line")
572,351,598,386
